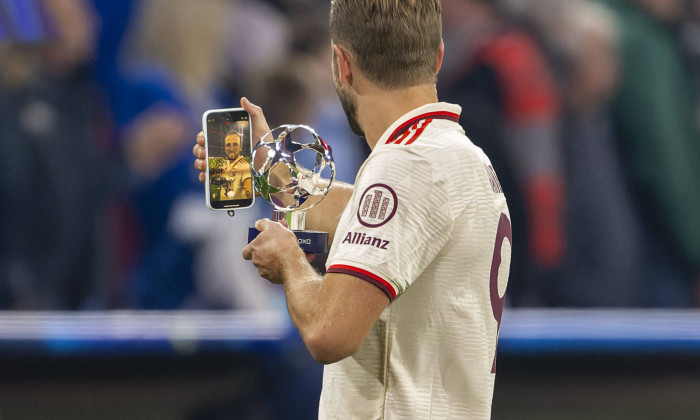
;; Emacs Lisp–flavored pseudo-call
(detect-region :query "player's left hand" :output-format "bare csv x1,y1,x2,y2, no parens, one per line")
242,218,306,284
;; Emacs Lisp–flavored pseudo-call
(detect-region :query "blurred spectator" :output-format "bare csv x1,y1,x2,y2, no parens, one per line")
438,0,565,306
98,0,239,309
682,0,700,118
596,0,700,307
291,1,371,183
221,0,290,101
124,0,294,310
170,1,368,311
253,1,370,183
555,2,643,306
512,0,649,306
249,56,318,129
0,0,110,309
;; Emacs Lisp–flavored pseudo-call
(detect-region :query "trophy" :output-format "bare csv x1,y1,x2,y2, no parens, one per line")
247,124,335,253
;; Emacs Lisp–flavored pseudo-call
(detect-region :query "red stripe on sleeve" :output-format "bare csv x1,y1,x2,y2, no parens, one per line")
327,264,397,300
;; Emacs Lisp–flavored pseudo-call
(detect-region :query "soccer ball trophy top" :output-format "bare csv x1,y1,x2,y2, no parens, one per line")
252,124,335,212
248,124,335,253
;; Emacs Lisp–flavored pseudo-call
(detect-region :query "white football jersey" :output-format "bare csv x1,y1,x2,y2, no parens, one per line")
322,102,512,419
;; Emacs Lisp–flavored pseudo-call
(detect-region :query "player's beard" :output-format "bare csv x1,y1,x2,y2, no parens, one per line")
336,86,364,137
333,51,364,137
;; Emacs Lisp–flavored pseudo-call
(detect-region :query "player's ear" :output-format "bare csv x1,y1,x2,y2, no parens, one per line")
436,39,444,75
333,44,353,86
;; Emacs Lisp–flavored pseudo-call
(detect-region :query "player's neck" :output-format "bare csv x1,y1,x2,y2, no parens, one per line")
359,84,439,150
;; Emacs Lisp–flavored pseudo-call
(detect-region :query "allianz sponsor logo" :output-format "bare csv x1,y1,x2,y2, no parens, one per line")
341,231,390,250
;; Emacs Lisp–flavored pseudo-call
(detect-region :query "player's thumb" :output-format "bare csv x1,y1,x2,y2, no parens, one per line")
254,218,273,232
241,97,271,143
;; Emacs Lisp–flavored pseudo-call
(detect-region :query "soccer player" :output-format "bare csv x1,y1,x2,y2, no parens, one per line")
209,131,252,200
193,0,511,418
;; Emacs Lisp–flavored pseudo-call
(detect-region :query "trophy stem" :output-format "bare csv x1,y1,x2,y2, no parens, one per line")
289,212,306,231
256,210,325,253
272,210,307,231
272,210,286,224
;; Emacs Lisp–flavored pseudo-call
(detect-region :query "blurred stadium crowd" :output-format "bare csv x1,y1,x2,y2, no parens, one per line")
0,0,699,311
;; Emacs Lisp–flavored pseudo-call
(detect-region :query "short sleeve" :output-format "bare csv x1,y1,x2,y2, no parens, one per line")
327,148,454,300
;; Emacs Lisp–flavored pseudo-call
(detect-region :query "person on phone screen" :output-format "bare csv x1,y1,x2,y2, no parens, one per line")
209,131,252,200
193,1,511,418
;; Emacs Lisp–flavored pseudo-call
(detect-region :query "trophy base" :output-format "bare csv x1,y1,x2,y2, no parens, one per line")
248,227,329,254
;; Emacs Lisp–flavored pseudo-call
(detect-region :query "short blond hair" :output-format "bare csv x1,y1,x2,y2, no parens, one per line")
330,0,442,89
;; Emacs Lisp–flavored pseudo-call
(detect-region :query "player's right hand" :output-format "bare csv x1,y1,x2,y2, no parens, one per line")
192,97,272,183
242,218,306,284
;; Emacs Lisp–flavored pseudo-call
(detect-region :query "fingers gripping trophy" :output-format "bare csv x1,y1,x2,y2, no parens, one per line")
248,124,335,253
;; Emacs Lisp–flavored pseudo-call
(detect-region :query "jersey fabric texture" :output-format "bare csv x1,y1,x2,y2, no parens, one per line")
322,102,512,419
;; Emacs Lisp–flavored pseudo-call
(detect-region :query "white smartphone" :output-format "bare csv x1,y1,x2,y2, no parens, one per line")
202,108,255,210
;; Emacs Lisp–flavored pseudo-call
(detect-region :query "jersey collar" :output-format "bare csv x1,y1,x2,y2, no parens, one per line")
374,102,462,149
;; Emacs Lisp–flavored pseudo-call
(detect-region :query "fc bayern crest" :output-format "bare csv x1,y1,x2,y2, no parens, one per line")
357,183,398,228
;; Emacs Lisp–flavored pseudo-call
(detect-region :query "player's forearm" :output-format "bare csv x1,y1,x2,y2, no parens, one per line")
281,258,365,364
304,180,353,243
282,261,324,337
282,263,343,363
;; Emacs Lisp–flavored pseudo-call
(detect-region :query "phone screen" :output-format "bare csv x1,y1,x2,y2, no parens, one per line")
203,108,254,210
